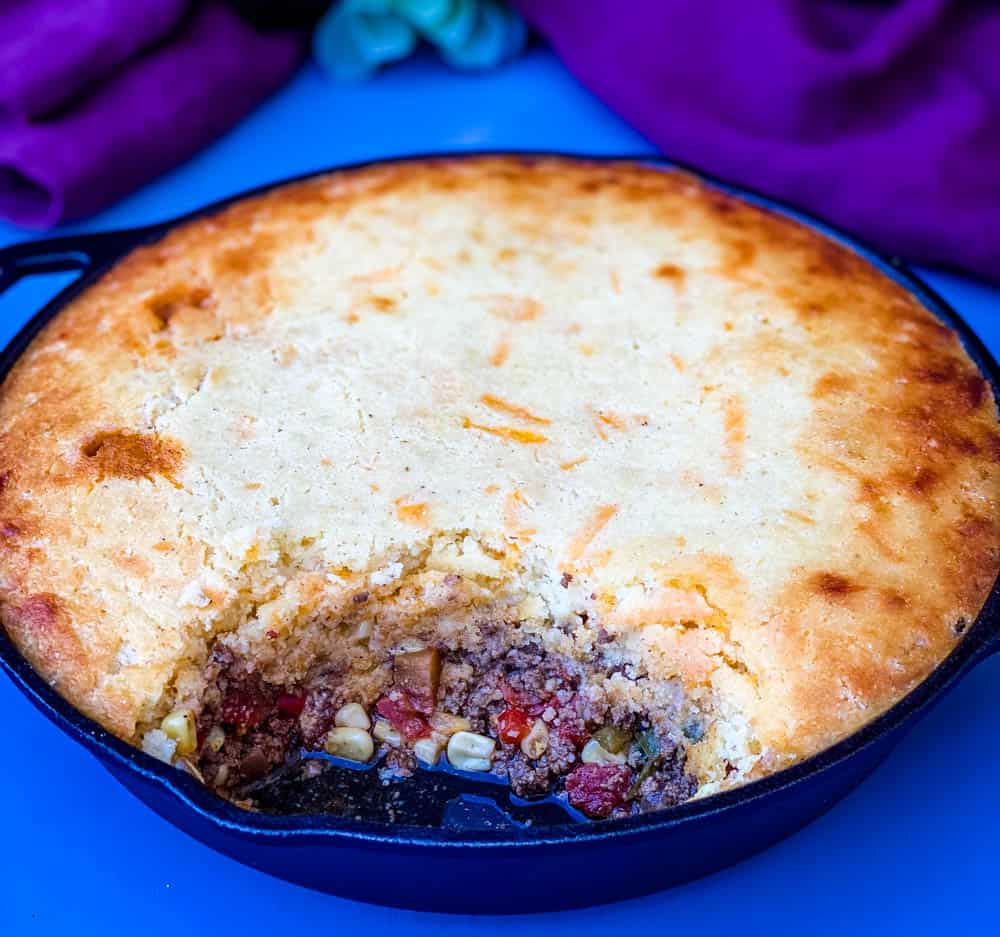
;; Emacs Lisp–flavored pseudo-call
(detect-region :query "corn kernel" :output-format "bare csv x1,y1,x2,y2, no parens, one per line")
520,719,549,759
335,702,371,730
161,708,197,756
429,711,471,736
414,736,444,764
141,729,176,764
581,737,626,766
447,731,495,772
205,725,226,753
351,619,372,643
373,719,402,747
324,726,374,762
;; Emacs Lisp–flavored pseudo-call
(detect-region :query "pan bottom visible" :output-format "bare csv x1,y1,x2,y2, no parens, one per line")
100,730,898,913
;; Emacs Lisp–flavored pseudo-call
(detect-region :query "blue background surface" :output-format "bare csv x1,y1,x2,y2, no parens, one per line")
1,49,998,935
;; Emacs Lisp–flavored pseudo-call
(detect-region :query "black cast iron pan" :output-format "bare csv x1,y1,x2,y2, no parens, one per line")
1,153,998,912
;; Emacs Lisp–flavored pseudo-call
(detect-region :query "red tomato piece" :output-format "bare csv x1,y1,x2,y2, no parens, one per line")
375,694,431,740
276,693,306,718
565,764,633,818
220,687,272,730
500,681,552,716
496,707,533,745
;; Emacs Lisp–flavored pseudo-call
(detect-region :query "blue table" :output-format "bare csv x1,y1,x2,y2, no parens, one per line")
2,49,997,934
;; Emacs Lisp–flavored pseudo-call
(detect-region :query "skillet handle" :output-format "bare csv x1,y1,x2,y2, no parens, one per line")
0,230,141,293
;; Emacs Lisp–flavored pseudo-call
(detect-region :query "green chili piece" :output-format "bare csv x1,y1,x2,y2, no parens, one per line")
593,725,632,754
636,729,659,760
627,729,662,801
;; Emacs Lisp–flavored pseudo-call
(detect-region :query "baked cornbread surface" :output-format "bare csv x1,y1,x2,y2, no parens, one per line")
1,157,997,793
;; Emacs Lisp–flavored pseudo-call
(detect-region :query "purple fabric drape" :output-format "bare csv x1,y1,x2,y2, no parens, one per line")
0,1,303,228
0,0,190,122
514,0,1000,282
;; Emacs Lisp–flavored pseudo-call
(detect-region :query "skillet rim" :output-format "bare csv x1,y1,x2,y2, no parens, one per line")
1,149,998,850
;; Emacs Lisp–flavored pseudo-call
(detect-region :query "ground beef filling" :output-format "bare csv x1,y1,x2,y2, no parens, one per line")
191,638,698,820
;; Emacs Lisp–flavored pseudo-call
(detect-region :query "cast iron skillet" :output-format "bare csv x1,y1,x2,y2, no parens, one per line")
1,153,998,913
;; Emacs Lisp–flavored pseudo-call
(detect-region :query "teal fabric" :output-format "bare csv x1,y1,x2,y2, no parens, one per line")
313,0,526,80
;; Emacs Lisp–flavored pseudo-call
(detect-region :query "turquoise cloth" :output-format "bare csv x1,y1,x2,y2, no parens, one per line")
313,0,526,80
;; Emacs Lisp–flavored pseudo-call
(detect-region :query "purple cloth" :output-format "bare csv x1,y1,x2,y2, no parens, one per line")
0,0,190,122
513,0,1000,282
0,2,303,228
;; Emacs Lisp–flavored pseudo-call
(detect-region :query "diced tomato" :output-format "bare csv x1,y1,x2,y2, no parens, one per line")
496,707,533,745
500,680,552,716
276,692,306,718
220,687,272,730
376,694,431,740
565,764,632,818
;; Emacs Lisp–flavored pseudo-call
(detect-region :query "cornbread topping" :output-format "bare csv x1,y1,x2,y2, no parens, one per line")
1,157,997,817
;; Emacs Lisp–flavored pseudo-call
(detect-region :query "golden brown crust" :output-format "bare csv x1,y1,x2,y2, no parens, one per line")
0,156,997,773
